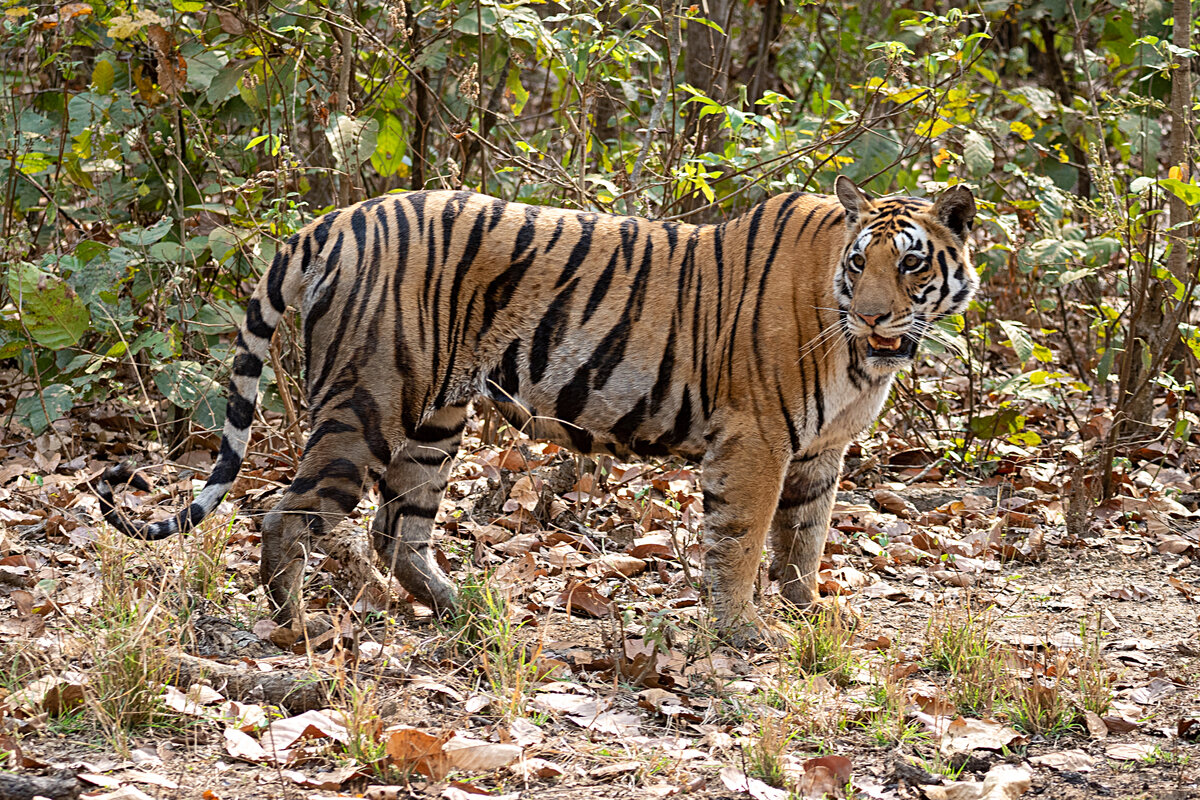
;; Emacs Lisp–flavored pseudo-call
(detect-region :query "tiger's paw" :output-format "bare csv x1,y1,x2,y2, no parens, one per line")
397,570,457,616
778,578,820,610
714,612,792,651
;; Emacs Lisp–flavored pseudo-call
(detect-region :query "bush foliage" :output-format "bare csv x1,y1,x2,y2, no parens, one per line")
1,0,1196,486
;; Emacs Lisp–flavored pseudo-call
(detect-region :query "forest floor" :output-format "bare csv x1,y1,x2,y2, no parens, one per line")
1,362,1199,800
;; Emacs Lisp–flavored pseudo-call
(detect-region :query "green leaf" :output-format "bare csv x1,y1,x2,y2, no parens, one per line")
91,59,114,94
119,217,174,247
370,115,407,177
962,130,994,178
1056,267,1094,287
7,263,91,350
325,113,379,172
1129,176,1156,194
15,384,74,435
185,49,226,93
207,63,244,106
1159,178,1200,206
0,324,23,359
506,65,529,117
208,227,241,262
998,319,1034,363
16,152,54,175
153,360,226,431
969,408,1024,439
1096,346,1116,385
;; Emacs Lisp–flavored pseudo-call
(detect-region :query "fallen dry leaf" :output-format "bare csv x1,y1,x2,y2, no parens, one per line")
940,717,1024,756
224,728,267,762
282,764,367,790
719,766,788,800
1029,748,1095,772
874,488,912,516
922,763,1032,799
507,716,545,747
590,761,640,778
592,553,647,578
554,580,615,617
1104,741,1156,761
796,754,852,798
442,735,522,772
1083,710,1108,739
4,672,86,716
385,725,451,780
217,700,267,733
1100,715,1140,734
1130,677,1178,705
510,757,566,779
582,708,642,736
260,709,348,755
441,784,520,800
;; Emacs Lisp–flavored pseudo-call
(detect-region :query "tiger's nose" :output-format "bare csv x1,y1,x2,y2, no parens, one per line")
856,312,883,327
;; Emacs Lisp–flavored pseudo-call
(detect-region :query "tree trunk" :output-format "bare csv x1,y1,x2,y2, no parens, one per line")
590,4,624,176
407,2,430,190
1167,0,1193,282
747,0,783,104
1105,0,1193,493
1031,19,1091,201
335,1,354,207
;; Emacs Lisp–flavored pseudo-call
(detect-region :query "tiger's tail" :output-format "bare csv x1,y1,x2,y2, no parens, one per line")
96,238,305,539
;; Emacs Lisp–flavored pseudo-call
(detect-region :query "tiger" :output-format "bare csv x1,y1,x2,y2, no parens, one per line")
96,176,977,647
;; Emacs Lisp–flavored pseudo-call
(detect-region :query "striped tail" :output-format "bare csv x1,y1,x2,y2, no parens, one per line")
96,243,297,540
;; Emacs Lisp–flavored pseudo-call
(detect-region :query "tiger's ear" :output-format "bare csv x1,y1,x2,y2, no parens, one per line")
932,184,976,242
835,175,872,225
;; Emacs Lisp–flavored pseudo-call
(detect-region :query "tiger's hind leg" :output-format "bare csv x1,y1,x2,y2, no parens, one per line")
768,447,845,609
260,411,382,628
371,404,465,614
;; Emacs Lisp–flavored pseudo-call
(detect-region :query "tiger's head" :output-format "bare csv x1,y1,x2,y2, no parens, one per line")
832,176,977,375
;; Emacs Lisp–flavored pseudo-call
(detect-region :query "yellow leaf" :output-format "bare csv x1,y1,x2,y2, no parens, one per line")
916,117,954,138
1009,120,1035,141
933,148,951,167
4,7,31,18
888,87,928,105
106,14,138,38
1169,165,1183,181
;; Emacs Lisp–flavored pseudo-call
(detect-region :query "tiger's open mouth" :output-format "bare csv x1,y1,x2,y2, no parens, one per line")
866,333,918,360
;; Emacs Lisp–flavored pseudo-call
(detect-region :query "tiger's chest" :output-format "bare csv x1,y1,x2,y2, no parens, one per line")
802,369,895,455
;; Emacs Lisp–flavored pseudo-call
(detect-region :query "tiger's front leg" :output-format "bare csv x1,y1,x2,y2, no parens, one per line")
701,433,788,648
768,446,846,608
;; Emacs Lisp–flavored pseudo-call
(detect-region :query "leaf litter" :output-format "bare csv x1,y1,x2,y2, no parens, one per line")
2,350,1200,799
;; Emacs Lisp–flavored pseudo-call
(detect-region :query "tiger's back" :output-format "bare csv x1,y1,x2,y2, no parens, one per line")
98,179,976,646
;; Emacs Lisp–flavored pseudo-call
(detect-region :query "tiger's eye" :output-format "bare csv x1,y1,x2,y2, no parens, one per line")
903,254,923,270
850,254,865,271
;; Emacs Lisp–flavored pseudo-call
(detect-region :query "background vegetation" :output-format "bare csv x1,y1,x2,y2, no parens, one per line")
1,0,1197,511
2,3,1200,795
